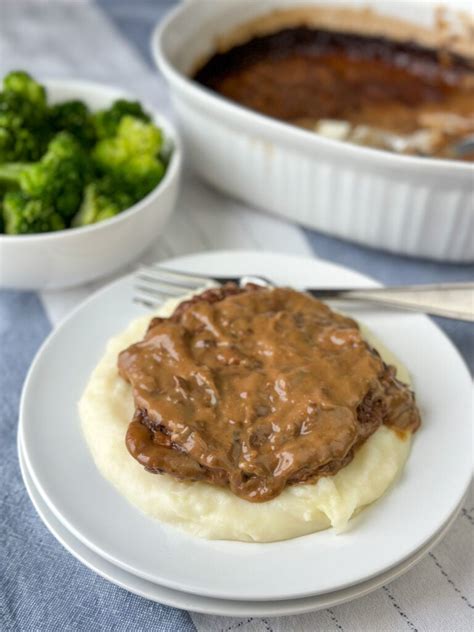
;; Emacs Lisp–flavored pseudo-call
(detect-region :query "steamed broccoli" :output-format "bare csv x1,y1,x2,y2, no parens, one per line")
0,96,43,162
0,163,29,193
116,115,162,155
0,132,92,232
3,71,46,108
0,71,170,234
72,114,165,227
8,132,91,220
93,99,151,139
72,175,135,227
123,155,165,200
3,191,65,234
93,115,164,201
49,100,96,148
0,71,50,162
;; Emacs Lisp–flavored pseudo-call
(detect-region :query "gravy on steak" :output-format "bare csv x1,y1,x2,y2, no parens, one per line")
119,286,421,503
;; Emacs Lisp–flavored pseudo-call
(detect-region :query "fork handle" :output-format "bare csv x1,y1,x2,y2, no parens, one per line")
307,283,474,322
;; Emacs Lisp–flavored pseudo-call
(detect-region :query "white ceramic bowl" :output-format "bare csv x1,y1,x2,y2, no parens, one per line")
153,0,473,262
0,80,182,290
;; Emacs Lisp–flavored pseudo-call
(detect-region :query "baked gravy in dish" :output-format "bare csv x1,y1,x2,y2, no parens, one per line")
194,8,474,160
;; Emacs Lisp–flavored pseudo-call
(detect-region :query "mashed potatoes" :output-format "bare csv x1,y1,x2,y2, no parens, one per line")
79,297,412,542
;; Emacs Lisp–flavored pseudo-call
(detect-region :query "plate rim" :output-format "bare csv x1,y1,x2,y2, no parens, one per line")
17,432,466,617
19,250,474,601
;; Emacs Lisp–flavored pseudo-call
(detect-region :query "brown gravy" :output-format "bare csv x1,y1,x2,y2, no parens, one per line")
118,286,420,503
194,27,474,160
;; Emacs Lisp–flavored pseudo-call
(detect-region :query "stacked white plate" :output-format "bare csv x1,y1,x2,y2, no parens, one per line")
18,252,473,616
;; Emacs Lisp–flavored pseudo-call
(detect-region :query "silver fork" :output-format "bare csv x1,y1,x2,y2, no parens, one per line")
134,265,474,322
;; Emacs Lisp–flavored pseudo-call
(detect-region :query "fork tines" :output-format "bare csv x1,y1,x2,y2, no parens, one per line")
133,265,213,308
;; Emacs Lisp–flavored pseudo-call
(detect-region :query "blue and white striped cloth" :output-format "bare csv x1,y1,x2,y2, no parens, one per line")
0,2,472,630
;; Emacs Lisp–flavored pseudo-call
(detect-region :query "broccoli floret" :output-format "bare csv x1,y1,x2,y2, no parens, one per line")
49,100,96,148
93,116,162,168
92,117,159,175
0,132,93,221
3,190,65,234
0,91,50,161
72,176,134,227
3,71,46,109
123,155,165,200
93,115,164,201
93,99,151,139
0,162,29,192
21,132,92,220
0,72,51,161
117,115,162,155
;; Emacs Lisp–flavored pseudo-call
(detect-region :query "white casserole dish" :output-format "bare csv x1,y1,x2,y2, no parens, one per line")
0,80,182,290
153,0,474,261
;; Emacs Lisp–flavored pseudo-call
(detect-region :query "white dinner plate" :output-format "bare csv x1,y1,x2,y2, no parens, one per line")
19,251,473,601
18,433,465,617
